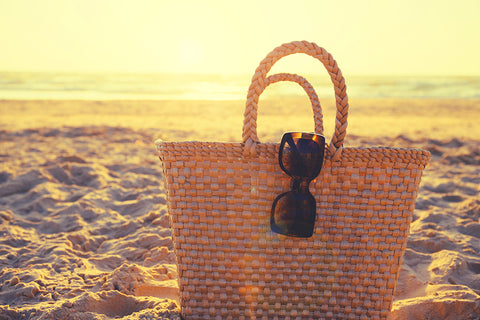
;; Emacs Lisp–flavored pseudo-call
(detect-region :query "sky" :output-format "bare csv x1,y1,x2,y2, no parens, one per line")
0,0,479,75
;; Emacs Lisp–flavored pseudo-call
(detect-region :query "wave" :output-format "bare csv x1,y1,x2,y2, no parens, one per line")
0,72,479,100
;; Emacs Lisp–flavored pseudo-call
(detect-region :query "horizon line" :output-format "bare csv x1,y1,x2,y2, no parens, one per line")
1,70,480,78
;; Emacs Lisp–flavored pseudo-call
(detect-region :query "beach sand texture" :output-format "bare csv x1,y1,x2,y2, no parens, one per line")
1,99,480,319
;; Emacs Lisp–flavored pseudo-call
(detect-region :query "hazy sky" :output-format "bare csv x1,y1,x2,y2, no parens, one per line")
1,0,479,75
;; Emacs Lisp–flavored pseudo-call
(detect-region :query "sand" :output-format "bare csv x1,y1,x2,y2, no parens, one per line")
1,98,480,319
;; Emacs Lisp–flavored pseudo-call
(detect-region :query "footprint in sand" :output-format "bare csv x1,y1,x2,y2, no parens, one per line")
441,195,465,203
425,182,456,194
458,199,480,218
467,262,480,274
0,171,11,183
48,164,100,188
0,170,46,198
459,222,480,239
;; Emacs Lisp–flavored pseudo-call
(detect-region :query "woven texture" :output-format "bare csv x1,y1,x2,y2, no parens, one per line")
156,41,430,319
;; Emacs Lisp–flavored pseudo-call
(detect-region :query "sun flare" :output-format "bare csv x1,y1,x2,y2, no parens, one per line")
178,39,204,69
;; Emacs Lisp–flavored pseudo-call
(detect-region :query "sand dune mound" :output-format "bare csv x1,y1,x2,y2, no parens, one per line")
1,127,179,319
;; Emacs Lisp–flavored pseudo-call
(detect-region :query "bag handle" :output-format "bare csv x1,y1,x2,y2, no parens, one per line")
242,41,349,159
262,73,324,136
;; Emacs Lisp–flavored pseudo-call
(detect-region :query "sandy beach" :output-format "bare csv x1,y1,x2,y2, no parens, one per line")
1,98,480,319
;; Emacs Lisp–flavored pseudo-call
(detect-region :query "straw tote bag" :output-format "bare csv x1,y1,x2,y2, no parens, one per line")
156,41,430,319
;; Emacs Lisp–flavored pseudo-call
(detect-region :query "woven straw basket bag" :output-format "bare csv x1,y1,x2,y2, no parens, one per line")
156,41,430,319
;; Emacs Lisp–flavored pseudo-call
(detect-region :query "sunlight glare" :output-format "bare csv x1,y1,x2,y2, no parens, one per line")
178,39,204,70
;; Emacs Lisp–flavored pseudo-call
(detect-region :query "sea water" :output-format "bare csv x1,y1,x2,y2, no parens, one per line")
0,72,479,100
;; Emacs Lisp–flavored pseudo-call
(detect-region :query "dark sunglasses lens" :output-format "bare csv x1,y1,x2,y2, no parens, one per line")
271,191,316,238
281,136,324,179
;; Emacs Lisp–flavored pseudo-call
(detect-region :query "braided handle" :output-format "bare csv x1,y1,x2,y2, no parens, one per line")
262,73,324,136
243,41,349,158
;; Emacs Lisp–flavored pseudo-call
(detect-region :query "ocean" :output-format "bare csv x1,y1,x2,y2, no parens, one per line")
0,72,479,100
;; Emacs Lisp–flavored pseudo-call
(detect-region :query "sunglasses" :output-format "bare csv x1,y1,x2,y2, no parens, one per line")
271,132,325,238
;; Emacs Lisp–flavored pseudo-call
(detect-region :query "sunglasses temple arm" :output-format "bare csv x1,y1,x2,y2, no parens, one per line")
285,134,299,153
